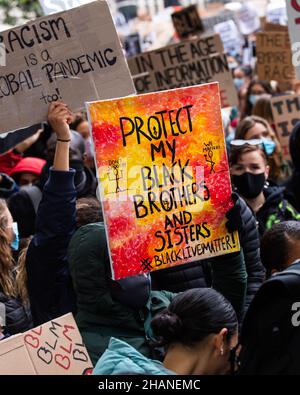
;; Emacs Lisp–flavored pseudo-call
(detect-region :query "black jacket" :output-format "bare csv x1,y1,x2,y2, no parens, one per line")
0,289,32,336
285,122,300,212
151,197,264,311
256,185,300,237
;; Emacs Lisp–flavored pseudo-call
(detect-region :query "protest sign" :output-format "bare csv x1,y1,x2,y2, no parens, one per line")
264,22,288,31
256,31,295,91
39,0,94,15
236,4,260,35
202,10,237,32
128,34,238,108
286,0,300,80
0,313,93,375
0,1,135,134
266,1,287,25
171,4,204,39
271,93,300,161
213,20,243,55
87,83,240,280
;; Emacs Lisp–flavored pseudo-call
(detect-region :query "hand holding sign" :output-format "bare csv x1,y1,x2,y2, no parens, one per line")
47,102,72,140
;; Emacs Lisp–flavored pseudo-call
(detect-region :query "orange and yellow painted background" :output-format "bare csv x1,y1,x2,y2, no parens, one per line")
87,83,240,280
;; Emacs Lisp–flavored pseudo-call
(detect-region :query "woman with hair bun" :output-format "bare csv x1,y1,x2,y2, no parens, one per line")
93,288,238,375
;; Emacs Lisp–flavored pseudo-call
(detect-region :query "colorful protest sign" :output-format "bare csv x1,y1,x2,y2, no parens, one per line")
0,313,93,375
271,93,300,161
171,5,204,39
213,20,243,55
127,35,238,108
0,1,135,134
256,31,295,91
87,83,240,280
286,0,300,80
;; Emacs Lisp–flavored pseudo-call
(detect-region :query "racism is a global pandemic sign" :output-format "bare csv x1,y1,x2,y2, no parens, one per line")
87,83,240,280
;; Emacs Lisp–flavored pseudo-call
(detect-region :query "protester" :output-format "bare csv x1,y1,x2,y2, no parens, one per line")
0,199,32,336
93,288,238,375
8,129,97,238
251,94,274,127
10,157,46,187
230,144,300,237
241,79,274,120
235,115,287,183
0,173,18,199
25,102,78,325
239,221,300,375
233,65,252,93
285,122,300,212
68,222,176,365
0,128,44,176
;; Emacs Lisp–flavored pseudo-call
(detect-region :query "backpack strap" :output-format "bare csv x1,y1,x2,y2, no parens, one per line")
22,185,42,214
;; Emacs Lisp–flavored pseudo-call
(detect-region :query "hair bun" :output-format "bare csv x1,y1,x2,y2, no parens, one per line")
151,310,183,344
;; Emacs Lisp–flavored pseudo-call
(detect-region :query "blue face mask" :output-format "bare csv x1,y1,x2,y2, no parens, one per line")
249,94,259,106
234,78,244,90
262,138,276,155
11,222,19,251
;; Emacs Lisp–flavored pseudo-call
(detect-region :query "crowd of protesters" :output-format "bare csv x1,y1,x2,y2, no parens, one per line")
1,5,300,377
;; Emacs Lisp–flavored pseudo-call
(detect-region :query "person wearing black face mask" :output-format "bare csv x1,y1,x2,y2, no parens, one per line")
230,144,300,237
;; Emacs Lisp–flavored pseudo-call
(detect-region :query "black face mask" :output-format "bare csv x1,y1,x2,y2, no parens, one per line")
232,172,265,199
109,274,151,310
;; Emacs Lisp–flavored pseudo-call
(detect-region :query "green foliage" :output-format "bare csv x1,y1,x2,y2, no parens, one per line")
0,0,43,25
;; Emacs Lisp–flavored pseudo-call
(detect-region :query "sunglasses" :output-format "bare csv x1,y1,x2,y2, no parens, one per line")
230,139,263,148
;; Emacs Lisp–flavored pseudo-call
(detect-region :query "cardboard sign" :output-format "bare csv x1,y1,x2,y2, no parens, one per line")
256,31,295,91
213,20,243,55
128,35,238,108
264,22,289,31
236,4,260,35
171,5,204,39
271,93,300,161
0,313,93,375
87,83,240,280
286,0,300,80
0,1,135,134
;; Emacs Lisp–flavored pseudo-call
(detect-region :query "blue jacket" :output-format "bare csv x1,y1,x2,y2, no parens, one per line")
93,337,174,375
25,168,77,325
